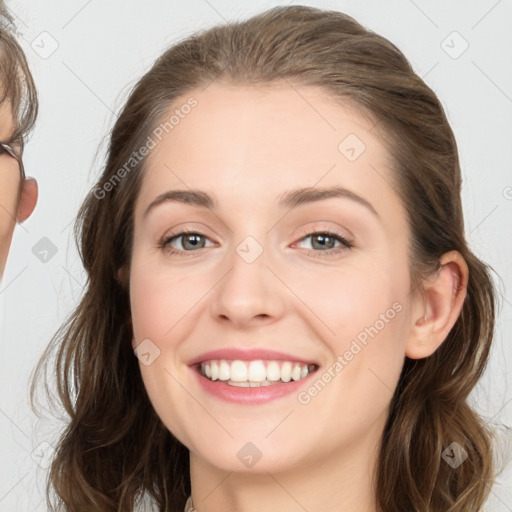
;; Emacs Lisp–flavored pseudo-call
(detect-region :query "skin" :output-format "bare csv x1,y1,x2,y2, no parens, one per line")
128,82,468,512
0,100,38,280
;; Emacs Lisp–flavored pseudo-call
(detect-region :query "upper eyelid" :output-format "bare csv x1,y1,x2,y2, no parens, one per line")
295,226,352,239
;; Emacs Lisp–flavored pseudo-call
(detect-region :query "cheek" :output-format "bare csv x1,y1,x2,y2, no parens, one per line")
331,276,404,352
129,257,200,342
286,262,406,348
128,261,197,445
289,262,408,404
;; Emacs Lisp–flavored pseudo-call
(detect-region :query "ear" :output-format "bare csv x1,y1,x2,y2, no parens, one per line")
17,178,38,223
405,250,468,359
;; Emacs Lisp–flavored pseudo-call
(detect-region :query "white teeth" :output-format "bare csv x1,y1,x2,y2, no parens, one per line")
210,361,219,381
200,359,315,386
248,360,266,382
227,380,273,387
280,362,292,382
219,360,230,381
230,360,247,382
266,361,281,381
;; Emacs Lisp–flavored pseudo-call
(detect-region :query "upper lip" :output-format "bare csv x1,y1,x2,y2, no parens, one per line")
187,348,319,367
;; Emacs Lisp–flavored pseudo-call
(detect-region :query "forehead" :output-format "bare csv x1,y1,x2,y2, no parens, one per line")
147,82,377,171
135,82,404,225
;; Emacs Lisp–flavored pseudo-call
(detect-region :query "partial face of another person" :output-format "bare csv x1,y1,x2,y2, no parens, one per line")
0,100,37,279
128,83,426,474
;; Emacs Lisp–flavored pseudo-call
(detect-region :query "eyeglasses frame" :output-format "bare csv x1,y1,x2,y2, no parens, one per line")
0,140,25,181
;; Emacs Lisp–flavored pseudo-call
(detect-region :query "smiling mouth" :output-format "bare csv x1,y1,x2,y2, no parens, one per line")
197,359,319,387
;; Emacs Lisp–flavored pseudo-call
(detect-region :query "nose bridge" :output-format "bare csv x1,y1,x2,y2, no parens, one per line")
210,229,285,325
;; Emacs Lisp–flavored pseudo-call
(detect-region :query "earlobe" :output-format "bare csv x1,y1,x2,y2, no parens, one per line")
17,178,38,223
405,250,468,360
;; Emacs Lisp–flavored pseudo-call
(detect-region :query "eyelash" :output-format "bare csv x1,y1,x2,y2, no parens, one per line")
159,227,354,258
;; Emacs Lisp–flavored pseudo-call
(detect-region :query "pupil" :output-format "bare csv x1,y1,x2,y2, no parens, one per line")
184,234,203,249
313,234,333,250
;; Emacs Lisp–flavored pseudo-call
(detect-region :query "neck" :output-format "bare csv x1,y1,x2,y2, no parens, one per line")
188,425,383,512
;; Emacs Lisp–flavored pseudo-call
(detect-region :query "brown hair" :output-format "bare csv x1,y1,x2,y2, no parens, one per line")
31,5,499,511
0,2,38,144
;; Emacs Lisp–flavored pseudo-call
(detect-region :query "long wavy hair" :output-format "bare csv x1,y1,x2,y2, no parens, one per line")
31,5,499,511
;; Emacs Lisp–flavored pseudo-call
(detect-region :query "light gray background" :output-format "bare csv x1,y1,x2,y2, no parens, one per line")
0,0,511,510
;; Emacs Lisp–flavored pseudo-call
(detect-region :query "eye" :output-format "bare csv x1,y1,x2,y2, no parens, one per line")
159,229,216,256
293,229,353,256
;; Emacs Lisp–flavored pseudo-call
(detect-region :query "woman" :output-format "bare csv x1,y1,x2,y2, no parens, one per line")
32,5,503,511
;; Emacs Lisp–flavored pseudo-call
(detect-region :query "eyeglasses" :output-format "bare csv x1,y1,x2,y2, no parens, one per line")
0,141,25,181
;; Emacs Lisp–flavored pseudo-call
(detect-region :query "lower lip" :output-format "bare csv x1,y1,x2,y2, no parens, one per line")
191,366,318,405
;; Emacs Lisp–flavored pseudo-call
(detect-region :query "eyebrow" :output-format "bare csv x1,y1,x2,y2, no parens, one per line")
143,185,379,219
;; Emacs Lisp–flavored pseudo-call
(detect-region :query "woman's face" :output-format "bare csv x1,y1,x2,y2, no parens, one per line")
129,82,416,474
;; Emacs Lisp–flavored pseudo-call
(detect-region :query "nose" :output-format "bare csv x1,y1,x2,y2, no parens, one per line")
209,236,286,328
